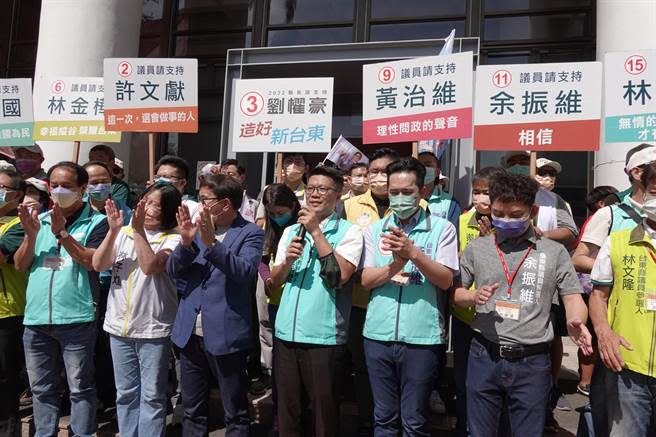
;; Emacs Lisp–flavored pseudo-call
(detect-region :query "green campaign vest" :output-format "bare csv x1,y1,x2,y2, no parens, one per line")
364,208,448,345
24,203,106,325
609,195,644,233
426,187,460,227
275,213,354,345
0,217,28,319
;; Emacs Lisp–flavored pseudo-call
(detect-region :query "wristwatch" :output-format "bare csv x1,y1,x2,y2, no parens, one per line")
55,230,69,240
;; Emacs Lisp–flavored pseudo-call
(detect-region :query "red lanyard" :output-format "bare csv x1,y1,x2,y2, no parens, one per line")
494,235,533,299
648,248,656,265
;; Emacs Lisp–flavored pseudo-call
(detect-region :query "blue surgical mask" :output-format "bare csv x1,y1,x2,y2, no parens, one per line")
390,194,419,220
507,165,530,176
86,183,111,202
424,167,436,185
270,212,292,227
492,215,531,238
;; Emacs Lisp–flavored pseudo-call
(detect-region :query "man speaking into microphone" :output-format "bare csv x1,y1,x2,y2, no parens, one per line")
270,165,363,437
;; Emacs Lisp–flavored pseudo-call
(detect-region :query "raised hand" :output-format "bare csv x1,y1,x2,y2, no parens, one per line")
198,206,216,248
105,199,124,231
50,204,66,236
18,204,40,238
176,204,198,247
131,199,146,234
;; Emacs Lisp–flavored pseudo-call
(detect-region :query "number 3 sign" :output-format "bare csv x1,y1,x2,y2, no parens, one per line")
240,91,264,116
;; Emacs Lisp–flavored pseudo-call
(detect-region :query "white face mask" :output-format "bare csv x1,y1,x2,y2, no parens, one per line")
50,187,80,208
535,174,555,192
369,172,388,196
472,193,491,214
642,194,656,221
350,176,368,190
285,164,304,182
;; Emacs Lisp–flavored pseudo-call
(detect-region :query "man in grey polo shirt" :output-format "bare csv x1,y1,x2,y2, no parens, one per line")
453,173,592,437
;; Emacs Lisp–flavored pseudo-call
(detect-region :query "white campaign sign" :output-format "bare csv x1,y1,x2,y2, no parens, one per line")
229,77,334,153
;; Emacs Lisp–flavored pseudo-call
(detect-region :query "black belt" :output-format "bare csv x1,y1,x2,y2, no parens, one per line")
474,334,550,361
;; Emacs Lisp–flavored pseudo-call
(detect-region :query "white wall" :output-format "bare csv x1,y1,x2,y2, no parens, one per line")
595,0,656,189
33,0,143,173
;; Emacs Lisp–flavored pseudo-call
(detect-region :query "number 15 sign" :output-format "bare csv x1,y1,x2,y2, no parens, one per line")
229,77,334,153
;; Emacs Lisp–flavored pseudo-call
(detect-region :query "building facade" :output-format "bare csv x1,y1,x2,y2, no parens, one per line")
2,0,653,220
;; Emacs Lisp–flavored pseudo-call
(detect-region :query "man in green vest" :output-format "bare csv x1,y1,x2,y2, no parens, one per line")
572,143,655,436
418,150,461,228
590,159,656,437
15,161,109,437
361,157,459,436
270,165,363,437
0,168,27,436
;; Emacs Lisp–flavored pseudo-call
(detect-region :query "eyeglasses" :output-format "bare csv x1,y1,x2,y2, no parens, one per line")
305,186,336,195
199,197,219,205
156,174,182,181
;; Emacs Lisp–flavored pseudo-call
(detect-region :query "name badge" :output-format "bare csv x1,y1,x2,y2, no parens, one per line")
43,256,64,271
496,301,521,320
647,294,656,312
390,272,410,286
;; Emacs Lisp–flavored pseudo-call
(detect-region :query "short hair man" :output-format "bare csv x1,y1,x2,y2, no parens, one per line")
89,145,130,206
270,165,362,437
16,161,109,437
454,173,591,437
155,155,200,219
361,157,459,435
343,162,369,200
418,150,461,227
168,174,264,437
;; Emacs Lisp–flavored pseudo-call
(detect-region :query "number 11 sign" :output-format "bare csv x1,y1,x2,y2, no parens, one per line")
229,77,334,153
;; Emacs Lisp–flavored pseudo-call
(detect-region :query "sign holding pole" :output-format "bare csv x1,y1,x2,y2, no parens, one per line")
148,133,157,181
362,52,473,144
72,141,81,163
0,78,34,146
229,77,334,153
474,62,602,151
604,50,656,143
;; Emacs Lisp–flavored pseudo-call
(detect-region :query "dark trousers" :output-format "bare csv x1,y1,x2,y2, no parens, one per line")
452,317,475,437
466,337,552,437
0,316,23,436
179,335,250,437
347,306,374,428
364,338,442,437
274,338,345,437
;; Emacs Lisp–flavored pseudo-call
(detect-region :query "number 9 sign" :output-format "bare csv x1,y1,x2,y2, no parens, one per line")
118,61,132,78
378,66,395,84
51,80,65,94
625,55,647,75
240,91,264,116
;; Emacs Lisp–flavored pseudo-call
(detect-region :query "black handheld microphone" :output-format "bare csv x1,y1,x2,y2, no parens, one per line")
297,224,307,240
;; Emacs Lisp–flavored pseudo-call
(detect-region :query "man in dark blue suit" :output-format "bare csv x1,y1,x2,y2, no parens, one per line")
168,174,264,437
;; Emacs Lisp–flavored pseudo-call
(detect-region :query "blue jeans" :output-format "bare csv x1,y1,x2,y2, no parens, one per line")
110,335,170,437
605,368,656,437
23,323,97,437
364,338,442,437
466,337,552,437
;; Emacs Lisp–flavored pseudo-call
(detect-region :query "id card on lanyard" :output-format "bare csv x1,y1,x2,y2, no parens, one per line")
494,235,533,320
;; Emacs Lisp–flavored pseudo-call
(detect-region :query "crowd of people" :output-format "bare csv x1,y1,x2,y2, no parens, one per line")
0,141,655,437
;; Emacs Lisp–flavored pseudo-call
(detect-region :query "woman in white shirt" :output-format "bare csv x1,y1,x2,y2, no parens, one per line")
92,183,182,437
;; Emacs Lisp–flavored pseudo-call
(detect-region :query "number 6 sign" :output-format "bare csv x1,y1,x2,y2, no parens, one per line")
240,91,264,116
